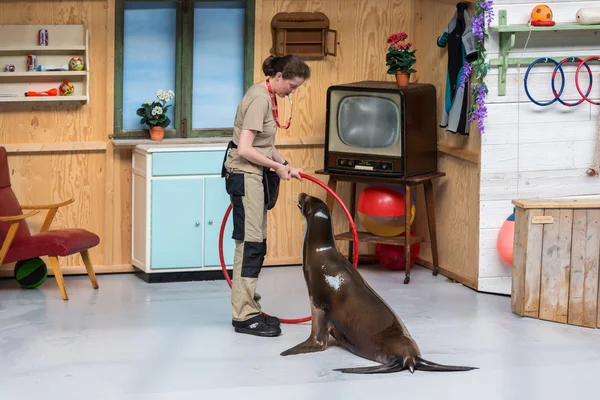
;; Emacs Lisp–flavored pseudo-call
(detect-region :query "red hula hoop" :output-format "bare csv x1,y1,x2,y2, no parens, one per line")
219,171,359,324
575,56,600,106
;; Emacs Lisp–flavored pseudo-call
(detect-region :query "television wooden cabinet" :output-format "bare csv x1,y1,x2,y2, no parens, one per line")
131,144,235,282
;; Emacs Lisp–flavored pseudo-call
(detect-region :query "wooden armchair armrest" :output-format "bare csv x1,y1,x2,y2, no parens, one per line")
21,198,75,233
21,198,75,210
0,210,40,265
0,209,40,222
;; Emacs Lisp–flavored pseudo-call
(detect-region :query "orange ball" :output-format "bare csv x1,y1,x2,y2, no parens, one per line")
531,4,553,23
497,211,515,266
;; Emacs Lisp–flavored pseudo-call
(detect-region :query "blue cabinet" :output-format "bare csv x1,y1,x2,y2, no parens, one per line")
204,176,235,267
132,144,235,280
151,178,204,269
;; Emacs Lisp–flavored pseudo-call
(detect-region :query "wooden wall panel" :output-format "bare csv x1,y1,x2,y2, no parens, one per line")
411,0,481,286
255,0,416,265
0,0,115,276
1,0,479,278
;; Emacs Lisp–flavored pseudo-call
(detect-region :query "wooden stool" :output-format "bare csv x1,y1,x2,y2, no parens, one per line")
315,170,445,284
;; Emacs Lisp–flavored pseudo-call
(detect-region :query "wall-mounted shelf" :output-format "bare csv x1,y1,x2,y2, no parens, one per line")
0,46,86,55
0,95,87,103
488,10,600,96
270,12,337,58
0,24,89,104
0,71,87,78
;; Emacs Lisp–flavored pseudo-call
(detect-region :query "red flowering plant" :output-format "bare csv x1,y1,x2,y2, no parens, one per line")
385,32,417,75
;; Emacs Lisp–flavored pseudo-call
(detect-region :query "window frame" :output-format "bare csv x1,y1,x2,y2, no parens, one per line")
113,0,255,139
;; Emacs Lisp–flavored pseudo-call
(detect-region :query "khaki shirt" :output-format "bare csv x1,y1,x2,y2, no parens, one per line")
224,82,277,175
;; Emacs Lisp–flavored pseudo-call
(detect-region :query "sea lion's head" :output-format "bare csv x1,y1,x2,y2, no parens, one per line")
296,192,332,222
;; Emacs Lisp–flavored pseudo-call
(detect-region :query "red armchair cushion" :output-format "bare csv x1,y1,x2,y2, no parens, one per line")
3,228,100,264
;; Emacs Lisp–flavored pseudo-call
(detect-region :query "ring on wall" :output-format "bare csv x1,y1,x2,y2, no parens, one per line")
576,55,600,106
552,57,593,107
523,56,597,107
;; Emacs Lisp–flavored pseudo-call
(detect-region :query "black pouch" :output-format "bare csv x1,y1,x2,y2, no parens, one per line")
263,168,280,210
225,172,245,196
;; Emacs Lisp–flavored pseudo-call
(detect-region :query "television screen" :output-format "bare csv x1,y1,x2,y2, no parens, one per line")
337,95,400,148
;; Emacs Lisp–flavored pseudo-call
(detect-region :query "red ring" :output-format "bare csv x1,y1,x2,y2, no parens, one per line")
575,56,600,105
219,171,359,324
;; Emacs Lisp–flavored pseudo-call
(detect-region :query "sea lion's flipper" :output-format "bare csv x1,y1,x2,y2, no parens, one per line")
333,361,405,374
415,356,478,372
280,305,329,356
334,356,478,374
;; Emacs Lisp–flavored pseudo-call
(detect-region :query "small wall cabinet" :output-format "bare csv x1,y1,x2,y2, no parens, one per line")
132,144,235,282
0,24,89,104
270,12,337,57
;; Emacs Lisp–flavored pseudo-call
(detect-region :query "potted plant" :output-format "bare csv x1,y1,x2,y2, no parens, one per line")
385,32,416,87
136,89,174,141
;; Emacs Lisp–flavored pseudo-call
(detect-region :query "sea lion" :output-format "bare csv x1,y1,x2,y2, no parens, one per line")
280,193,477,374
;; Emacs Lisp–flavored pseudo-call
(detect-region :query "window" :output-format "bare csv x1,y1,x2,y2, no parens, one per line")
113,0,255,139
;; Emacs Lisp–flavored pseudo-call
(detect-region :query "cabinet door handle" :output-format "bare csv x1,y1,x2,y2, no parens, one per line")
195,222,200,227
208,220,213,225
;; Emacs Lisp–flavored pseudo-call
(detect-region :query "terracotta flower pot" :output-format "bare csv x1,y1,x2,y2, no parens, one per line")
149,125,165,141
395,72,410,87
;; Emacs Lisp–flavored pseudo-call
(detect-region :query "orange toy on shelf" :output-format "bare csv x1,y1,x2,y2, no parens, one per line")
24,88,58,96
530,4,555,26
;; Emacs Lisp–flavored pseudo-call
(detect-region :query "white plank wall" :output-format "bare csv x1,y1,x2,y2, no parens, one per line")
479,0,600,294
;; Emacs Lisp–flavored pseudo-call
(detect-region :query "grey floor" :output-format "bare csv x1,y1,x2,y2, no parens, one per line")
1,264,600,400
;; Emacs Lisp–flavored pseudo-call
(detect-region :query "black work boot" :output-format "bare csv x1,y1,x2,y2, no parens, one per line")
233,315,281,337
264,315,280,326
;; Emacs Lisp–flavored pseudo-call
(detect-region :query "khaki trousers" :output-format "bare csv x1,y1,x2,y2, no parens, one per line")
227,169,267,323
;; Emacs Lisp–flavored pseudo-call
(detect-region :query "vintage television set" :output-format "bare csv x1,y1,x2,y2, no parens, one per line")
324,81,438,178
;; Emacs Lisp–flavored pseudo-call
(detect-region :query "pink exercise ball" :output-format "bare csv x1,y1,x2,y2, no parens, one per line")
497,209,515,266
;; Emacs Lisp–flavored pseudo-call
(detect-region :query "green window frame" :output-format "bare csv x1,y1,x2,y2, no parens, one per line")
113,0,255,139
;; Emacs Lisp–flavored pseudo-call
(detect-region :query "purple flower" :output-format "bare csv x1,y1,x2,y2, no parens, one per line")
478,1,495,26
467,1,494,134
472,13,485,42
459,61,472,92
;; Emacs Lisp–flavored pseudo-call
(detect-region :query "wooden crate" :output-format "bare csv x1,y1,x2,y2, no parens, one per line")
511,198,600,328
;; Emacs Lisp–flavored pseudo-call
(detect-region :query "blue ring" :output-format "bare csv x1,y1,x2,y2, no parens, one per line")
524,57,565,107
551,57,593,107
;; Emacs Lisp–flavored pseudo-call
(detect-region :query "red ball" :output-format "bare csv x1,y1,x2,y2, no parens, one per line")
357,186,408,217
375,233,421,271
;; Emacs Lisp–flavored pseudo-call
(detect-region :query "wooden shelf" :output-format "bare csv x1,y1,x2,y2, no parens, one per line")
489,10,600,96
438,144,479,164
0,45,86,55
489,22,600,33
335,230,425,246
0,24,89,104
0,95,87,103
0,71,86,78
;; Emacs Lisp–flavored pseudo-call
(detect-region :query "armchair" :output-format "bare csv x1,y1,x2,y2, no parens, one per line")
0,146,100,300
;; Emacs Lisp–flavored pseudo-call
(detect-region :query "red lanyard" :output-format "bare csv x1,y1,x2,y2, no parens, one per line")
266,78,292,129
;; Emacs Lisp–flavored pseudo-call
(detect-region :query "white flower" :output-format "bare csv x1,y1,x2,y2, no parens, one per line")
151,106,163,116
156,89,174,102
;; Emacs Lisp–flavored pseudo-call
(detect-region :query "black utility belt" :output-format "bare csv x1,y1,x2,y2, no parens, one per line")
222,141,281,210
